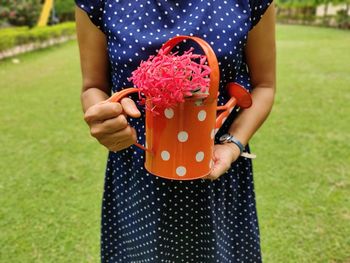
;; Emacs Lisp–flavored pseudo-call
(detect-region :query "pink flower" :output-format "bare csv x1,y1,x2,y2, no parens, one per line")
129,47,211,113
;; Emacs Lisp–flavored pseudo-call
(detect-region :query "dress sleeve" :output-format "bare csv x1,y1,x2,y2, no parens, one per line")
75,0,105,31
249,0,273,30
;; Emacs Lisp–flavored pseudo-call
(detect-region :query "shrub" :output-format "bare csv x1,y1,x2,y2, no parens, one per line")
0,22,76,52
336,9,350,29
55,0,75,22
0,0,41,27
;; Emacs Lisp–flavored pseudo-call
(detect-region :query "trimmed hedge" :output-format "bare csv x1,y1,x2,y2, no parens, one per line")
277,14,350,29
0,22,76,52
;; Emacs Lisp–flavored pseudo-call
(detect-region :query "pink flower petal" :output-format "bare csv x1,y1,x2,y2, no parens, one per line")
129,47,211,113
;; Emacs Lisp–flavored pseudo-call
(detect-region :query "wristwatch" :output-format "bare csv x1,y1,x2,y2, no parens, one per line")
219,134,244,154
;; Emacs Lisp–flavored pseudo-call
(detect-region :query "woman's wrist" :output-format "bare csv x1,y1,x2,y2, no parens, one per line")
220,142,242,163
81,87,110,112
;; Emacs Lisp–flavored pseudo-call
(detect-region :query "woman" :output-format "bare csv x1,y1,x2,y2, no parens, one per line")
75,0,275,262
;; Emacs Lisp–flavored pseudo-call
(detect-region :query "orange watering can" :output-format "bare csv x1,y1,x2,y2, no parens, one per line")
108,36,252,180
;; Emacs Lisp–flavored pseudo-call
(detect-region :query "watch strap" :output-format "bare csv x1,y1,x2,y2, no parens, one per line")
227,135,244,154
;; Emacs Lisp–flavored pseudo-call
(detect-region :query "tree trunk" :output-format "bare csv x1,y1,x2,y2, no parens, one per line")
324,2,328,16
323,1,329,25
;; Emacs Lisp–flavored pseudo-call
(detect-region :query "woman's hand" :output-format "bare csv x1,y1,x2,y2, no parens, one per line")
203,143,241,181
84,98,141,152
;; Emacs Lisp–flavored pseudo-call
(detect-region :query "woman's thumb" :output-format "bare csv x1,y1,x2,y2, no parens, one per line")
120,98,141,118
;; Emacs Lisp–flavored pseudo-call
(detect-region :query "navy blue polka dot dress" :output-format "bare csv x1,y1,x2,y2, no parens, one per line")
76,0,272,262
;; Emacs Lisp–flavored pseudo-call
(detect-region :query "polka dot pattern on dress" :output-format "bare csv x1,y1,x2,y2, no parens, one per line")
75,0,272,262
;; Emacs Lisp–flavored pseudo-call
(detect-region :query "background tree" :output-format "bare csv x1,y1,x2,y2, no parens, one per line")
0,0,75,27
0,0,41,27
55,0,75,22
276,0,349,27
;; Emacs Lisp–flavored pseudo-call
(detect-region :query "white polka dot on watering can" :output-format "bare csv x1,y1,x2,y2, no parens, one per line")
196,152,205,162
164,108,174,119
176,166,186,176
177,131,188,142
198,110,207,121
161,151,170,161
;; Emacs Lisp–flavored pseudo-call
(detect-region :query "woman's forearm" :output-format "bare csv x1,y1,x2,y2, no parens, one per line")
228,85,275,146
76,7,111,114
229,3,276,147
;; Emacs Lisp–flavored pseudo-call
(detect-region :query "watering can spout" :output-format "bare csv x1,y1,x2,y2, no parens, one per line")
215,82,252,130
227,82,252,108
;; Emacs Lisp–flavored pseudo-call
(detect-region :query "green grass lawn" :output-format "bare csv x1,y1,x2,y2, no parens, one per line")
0,25,349,262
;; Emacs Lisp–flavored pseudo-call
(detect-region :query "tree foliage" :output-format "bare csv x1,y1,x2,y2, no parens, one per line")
276,0,350,28
55,0,75,21
0,0,41,27
0,0,75,27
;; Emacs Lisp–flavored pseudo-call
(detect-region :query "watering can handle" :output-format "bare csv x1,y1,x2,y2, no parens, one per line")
161,35,220,102
107,88,151,153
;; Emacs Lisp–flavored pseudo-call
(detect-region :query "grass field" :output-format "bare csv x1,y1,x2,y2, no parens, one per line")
0,25,349,262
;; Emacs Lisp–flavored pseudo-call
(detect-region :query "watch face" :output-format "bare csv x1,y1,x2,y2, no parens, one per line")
219,134,230,142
